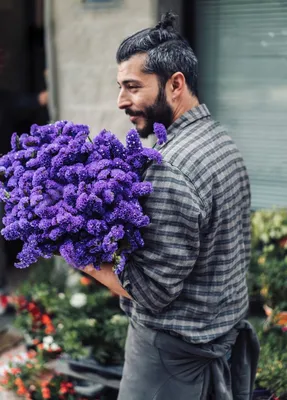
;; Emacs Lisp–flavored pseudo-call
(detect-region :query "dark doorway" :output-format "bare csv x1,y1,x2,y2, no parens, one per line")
0,0,49,272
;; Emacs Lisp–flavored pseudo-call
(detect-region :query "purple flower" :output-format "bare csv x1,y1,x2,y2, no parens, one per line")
110,169,126,182
87,219,108,235
68,215,85,232
126,129,143,154
0,119,164,272
22,135,40,148
39,218,53,231
87,238,102,253
10,133,20,151
113,252,127,274
76,193,89,212
103,189,114,204
153,122,167,145
87,159,112,178
15,243,43,269
132,182,153,197
63,184,77,205
49,227,63,241
97,169,110,180
88,194,104,215
113,158,130,172
14,166,25,179
1,221,20,240
32,167,49,187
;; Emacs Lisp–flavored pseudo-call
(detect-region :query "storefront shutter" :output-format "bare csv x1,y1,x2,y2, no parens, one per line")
194,0,287,209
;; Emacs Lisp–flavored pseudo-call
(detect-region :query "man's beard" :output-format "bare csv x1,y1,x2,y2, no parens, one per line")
125,86,174,139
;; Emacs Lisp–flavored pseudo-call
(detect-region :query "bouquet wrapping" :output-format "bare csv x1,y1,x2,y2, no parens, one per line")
0,121,167,273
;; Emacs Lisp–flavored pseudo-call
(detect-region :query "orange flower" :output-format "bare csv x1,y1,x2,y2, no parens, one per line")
41,387,51,399
28,350,37,358
15,377,24,386
45,324,55,334
37,343,44,350
17,385,28,396
275,312,287,326
80,276,92,286
42,314,52,325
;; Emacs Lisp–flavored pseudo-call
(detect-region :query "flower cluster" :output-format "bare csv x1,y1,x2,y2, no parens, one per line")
11,276,129,363
12,294,56,339
0,352,86,400
0,121,166,272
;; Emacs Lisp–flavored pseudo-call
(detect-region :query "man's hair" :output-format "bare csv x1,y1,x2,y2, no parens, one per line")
116,11,198,96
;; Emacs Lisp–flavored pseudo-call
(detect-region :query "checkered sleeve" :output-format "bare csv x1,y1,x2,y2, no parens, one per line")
118,160,204,314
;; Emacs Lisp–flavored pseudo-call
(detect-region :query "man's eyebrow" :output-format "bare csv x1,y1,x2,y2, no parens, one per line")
117,79,142,86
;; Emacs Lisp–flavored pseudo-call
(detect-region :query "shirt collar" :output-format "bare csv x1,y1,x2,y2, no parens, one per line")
154,103,211,151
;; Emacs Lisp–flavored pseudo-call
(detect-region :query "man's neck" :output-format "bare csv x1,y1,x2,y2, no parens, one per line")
172,96,199,123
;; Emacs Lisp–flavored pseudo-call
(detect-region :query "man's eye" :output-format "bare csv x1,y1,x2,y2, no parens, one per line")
128,86,139,90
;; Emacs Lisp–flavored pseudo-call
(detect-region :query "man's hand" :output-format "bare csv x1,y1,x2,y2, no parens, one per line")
83,264,132,299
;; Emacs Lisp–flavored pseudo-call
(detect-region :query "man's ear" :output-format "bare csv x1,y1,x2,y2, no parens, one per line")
170,72,185,95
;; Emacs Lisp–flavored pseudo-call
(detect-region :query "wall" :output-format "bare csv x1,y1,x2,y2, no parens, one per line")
51,0,156,140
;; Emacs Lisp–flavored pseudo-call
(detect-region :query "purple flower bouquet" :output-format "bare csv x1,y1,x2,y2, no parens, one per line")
0,121,167,273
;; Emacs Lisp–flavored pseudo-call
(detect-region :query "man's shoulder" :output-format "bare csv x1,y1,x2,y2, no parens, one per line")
164,116,240,171
160,116,249,206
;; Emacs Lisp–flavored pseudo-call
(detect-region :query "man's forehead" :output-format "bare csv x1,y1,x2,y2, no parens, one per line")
117,54,147,83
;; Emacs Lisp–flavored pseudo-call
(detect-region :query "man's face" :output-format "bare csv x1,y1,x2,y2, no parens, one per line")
117,54,174,138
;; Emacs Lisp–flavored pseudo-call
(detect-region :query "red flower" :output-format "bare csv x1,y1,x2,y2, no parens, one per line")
27,302,37,312
279,236,287,248
60,381,75,394
16,295,27,309
0,295,8,308
10,367,21,374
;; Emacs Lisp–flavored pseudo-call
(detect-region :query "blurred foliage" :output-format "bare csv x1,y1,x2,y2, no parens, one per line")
248,209,287,309
255,323,287,398
12,259,128,364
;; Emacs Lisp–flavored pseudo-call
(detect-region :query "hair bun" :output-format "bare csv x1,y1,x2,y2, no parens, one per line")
155,11,177,30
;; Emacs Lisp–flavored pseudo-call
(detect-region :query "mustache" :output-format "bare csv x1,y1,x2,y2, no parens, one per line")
125,109,145,117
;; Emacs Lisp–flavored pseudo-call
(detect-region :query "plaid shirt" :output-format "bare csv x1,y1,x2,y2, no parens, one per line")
118,104,251,344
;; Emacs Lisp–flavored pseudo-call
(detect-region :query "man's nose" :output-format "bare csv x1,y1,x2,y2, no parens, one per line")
117,91,132,110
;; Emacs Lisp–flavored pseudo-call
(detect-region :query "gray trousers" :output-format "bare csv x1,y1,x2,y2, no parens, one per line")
118,320,235,400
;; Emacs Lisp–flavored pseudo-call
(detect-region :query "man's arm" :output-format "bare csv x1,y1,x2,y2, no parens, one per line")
83,263,132,299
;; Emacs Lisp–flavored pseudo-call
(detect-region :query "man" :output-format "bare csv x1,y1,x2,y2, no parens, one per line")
84,12,259,400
